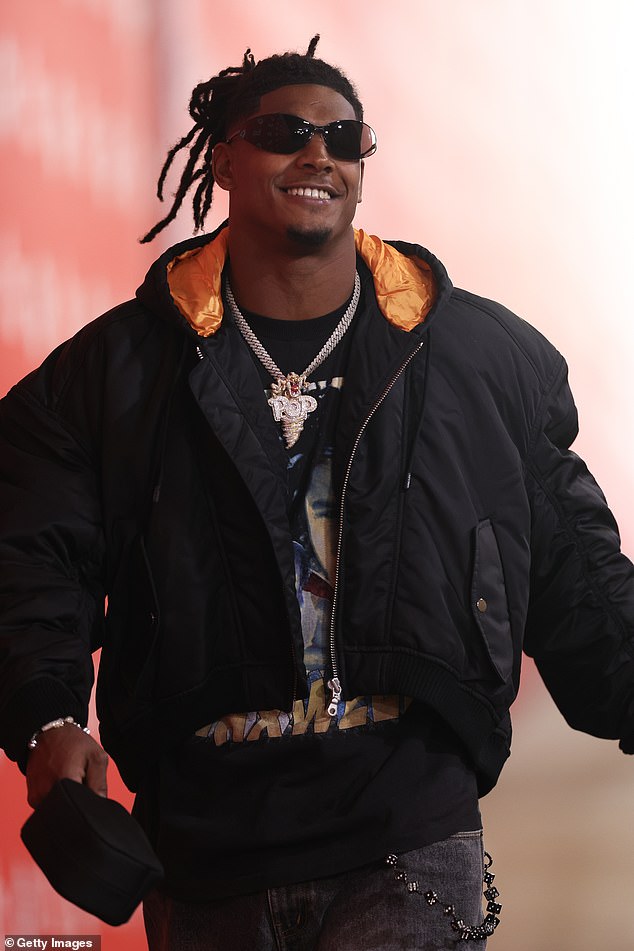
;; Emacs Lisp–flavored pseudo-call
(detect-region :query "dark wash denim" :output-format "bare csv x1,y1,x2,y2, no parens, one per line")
143,831,487,950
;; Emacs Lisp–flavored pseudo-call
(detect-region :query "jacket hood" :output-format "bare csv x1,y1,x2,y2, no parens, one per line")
136,223,453,335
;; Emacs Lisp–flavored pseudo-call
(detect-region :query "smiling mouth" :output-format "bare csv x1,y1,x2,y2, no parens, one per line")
282,186,334,200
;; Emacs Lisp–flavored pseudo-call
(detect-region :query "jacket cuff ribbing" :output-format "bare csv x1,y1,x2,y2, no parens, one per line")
0,676,88,773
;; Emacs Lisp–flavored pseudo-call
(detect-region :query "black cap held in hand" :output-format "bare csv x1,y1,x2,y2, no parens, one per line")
21,778,164,926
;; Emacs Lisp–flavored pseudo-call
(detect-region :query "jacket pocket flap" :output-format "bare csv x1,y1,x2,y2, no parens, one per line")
471,519,513,682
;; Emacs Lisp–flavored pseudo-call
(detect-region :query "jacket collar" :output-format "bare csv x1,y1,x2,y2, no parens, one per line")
166,226,437,337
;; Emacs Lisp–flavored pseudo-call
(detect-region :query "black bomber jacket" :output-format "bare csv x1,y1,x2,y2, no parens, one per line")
1,223,634,795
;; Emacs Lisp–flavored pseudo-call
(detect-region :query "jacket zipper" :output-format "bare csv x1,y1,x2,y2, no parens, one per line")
326,340,426,717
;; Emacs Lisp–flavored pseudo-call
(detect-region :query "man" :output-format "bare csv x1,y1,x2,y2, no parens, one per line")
1,37,633,951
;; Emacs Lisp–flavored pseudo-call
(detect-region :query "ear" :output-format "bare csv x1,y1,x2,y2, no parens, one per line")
212,143,236,192
357,160,365,204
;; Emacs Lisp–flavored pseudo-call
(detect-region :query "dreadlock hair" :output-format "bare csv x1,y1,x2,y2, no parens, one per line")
140,35,364,243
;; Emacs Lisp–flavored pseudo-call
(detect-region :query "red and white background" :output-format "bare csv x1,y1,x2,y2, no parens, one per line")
1,2,633,949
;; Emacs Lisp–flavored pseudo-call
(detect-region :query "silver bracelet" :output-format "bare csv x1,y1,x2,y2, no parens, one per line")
28,716,91,750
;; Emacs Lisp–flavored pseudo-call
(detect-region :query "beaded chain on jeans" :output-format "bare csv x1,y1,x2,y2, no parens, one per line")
385,850,501,941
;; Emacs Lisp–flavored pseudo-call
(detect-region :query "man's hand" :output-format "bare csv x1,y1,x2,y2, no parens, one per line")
26,723,109,808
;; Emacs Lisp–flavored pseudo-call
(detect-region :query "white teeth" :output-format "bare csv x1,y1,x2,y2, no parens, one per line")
286,187,332,199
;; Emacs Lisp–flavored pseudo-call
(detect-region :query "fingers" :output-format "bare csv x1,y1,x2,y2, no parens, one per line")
26,724,109,808
85,745,109,798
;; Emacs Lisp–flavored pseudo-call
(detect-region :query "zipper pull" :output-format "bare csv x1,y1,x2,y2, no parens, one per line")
326,677,342,717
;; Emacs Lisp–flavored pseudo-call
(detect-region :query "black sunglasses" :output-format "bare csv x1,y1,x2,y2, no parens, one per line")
226,113,377,161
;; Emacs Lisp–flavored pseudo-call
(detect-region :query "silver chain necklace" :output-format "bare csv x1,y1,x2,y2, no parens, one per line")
226,271,361,448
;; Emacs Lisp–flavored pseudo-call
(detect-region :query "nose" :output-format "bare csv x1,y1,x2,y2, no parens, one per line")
296,131,333,170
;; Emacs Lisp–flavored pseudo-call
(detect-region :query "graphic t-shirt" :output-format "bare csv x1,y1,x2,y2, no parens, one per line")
137,267,481,900
200,295,408,746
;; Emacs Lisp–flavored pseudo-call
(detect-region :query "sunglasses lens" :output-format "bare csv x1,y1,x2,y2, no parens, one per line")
325,121,376,160
358,122,377,158
241,115,377,160
244,114,309,154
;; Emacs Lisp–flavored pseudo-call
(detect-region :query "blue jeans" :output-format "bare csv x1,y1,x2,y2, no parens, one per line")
143,831,489,950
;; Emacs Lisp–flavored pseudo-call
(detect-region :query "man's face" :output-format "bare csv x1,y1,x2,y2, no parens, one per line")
213,84,364,252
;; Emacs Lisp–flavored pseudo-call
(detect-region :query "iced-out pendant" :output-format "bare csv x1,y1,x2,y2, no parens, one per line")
267,372,318,449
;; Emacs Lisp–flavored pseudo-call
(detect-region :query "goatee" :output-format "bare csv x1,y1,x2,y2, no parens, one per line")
286,226,331,248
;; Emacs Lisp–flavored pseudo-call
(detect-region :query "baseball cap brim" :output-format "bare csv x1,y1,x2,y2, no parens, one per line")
21,778,164,926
